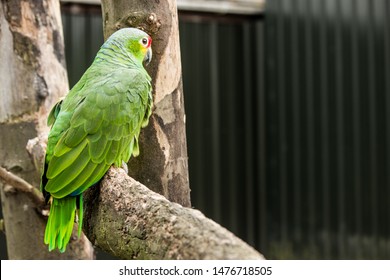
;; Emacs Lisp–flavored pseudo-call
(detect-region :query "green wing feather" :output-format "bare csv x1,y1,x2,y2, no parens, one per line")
47,99,63,126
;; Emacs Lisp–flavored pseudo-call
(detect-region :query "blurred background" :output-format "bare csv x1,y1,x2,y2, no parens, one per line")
1,0,389,259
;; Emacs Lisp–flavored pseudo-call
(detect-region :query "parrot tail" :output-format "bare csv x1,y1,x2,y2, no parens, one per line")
44,196,81,252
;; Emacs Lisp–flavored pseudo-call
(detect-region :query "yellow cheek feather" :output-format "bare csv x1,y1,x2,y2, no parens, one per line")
140,47,148,55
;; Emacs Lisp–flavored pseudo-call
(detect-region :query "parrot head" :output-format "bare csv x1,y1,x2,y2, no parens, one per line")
101,27,152,66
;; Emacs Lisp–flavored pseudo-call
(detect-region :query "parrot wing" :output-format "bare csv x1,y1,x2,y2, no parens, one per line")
43,69,152,199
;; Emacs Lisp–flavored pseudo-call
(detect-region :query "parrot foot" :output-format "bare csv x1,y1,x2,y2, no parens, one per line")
121,161,128,173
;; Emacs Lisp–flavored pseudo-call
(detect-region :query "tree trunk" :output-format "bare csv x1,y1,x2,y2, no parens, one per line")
0,0,93,259
100,0,191,207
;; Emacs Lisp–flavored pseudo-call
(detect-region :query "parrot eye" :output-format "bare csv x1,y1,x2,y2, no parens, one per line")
141,37,149,47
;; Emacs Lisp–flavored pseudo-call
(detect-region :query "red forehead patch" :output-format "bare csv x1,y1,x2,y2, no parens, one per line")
147,36,152,48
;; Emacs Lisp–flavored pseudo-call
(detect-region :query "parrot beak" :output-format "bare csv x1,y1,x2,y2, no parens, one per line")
144,48,152,66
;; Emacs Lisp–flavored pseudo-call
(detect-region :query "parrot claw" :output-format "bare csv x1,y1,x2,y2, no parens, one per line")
121,161,128,173
41,209,50,217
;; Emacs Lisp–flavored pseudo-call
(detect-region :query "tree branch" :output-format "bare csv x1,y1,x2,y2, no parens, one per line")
0,166,44,208
83,167,265,260
25,136,264,259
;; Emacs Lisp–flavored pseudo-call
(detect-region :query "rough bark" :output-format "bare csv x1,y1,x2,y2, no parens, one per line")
84,167,264,260
100,0,191,207
0,0,93,259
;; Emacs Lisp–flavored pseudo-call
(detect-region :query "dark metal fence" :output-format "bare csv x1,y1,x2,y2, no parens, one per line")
179,14,266,253
265,0,390,259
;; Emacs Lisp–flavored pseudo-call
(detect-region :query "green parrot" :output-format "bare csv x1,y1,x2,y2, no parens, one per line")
41,28,153,252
